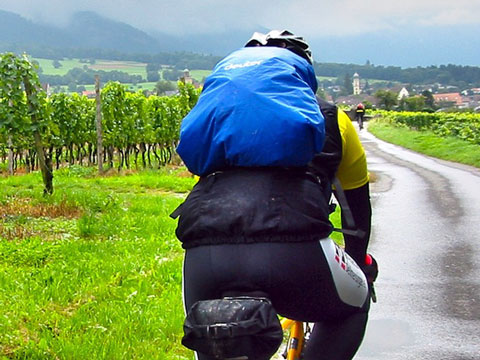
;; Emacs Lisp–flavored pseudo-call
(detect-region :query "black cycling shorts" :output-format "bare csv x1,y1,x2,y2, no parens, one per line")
183,239,368,322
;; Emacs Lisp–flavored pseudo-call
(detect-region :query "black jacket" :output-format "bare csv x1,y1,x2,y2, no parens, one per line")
175,167,333,249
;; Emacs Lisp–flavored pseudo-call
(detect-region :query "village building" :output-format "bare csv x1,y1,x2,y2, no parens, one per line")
82,90,97,98
397,87,409,100
432,92,464,107
180,69,193,85
179,68,201,88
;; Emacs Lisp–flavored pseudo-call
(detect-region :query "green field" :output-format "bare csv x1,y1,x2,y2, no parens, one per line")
35,58,91,76
89,60,148,77
0,166,197,359
35,58,208,82
188,70,211,82
34,58,148,78
34,58,211,94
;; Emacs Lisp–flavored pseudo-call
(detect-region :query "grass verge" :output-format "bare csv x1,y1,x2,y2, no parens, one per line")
368,119,480,168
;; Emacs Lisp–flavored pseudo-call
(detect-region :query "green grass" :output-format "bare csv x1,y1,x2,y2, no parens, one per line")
0,162,346,359
35,58,90,76
188,70,210,83
0,166,196,359
34,58,149,78
368,119,480,168
90,60,148,78
316,76,336,81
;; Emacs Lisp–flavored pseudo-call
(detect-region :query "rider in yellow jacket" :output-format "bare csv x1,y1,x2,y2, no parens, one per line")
175,30,377,360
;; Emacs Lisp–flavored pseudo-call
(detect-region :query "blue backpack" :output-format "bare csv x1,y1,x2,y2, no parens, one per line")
176,46,325,176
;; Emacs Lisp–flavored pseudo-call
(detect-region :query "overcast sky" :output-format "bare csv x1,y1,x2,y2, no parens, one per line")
2,0,480,66
2,0,480,37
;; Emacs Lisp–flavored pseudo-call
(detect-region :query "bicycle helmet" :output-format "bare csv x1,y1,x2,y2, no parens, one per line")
245,30,313,64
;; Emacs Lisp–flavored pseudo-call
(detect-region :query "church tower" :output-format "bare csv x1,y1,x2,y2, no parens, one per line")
353,73,361,95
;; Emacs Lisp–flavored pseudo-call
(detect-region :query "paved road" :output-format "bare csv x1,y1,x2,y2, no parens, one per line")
355,129,480,359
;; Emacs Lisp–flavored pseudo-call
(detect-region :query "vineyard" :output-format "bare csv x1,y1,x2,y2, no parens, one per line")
373,110,480,145
3,51,480,195
0,53,200,193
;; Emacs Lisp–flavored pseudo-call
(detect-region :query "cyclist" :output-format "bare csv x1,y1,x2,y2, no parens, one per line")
174,30,377,360
355,103,365,130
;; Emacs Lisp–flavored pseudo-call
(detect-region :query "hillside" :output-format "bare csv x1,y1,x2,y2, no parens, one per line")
0,10,71,47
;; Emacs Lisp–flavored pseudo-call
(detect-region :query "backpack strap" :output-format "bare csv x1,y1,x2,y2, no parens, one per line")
332,177,366,238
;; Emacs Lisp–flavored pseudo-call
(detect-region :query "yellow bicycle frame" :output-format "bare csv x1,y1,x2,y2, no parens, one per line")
280,318,305,360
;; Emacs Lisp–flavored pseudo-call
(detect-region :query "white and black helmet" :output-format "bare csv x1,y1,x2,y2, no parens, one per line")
245,30,313,64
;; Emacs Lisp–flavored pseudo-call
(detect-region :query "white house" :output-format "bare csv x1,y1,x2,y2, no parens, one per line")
398,87,409,100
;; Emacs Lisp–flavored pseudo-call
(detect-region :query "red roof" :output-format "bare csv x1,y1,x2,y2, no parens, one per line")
432,92,463,105
82,90,97,98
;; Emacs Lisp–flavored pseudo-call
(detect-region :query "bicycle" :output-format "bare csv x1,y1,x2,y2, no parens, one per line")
182,263,377,359
278,318,311,360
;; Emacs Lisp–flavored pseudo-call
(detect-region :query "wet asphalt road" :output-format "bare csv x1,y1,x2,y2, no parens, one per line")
355,129,480,360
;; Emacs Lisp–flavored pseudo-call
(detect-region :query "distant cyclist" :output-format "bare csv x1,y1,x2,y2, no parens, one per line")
173,30,378,360
355,103,365,130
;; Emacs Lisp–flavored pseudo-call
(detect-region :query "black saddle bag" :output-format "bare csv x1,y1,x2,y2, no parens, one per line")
182,297,283,360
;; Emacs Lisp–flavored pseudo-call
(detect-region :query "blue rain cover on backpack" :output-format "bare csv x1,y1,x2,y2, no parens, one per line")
177,46,325,176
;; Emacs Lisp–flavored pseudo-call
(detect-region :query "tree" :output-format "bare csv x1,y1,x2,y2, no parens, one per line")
401,96,426,111
155,80,176,95
52,59,62,69
421,90,436,110
68,81,78,93
146,63,161,72
163,69,182,81
147,70,160,82
374,89,398,110
342,73,353,95
363,79,371,95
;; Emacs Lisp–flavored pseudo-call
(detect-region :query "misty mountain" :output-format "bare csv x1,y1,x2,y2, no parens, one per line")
67,11,163,54
1,9,479,68
0,10,162,54
0,9,261,58
0,10,72,47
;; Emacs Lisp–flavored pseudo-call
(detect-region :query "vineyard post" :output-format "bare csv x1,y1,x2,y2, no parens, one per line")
7,134,13,175
95,75,104,173
7,97,14,174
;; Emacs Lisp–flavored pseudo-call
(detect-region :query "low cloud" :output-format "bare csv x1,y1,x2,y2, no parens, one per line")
1,0,480,38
